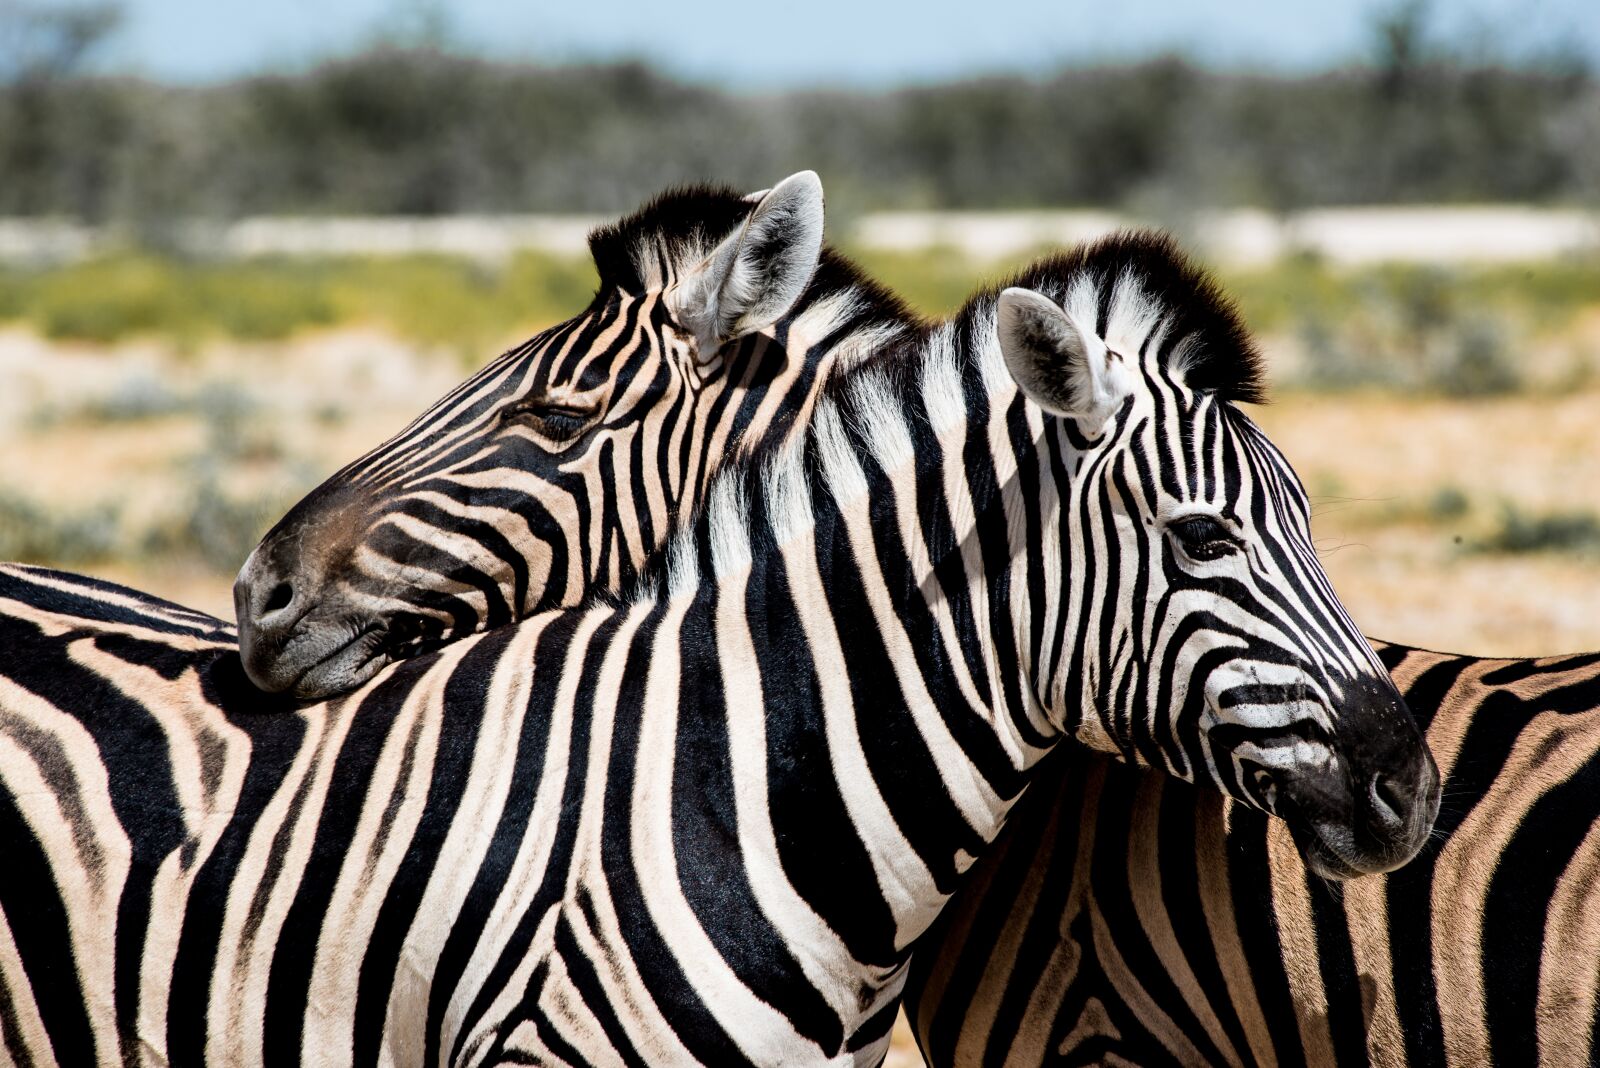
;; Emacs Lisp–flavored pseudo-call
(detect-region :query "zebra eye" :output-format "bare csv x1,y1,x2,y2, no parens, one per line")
1168,515,1240,562
502,400,599,442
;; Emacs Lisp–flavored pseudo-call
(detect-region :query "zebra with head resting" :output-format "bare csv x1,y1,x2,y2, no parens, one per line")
905,642,1600,1067
233,170,914,699
0,232,1437,1065
2,170,914,1065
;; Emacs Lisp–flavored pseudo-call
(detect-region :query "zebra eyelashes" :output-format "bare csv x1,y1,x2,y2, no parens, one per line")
1166,514,1242,562
499,397,603,443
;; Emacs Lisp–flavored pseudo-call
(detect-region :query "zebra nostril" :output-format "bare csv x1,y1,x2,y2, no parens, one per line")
262,582,293,616
1250,766,1278,810
1368,772,1408,829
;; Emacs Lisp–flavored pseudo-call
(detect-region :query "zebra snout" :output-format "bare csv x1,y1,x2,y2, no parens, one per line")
233,540,400,699
234,550,308,639
1279,678,1440,879
1353,738,1440,862
243,576,298,629
1366,770,1410,832
235,548,332,695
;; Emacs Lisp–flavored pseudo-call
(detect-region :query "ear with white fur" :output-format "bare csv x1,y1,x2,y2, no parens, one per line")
997,287,1133,427
669,171,825,358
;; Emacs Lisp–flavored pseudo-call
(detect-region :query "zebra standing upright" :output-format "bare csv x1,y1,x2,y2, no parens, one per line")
233,170,913,699
905,641,1600,1067
0,232,1437,1065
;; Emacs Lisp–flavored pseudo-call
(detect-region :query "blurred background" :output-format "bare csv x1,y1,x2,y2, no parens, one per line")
0,1,1596,669
2,0,1597,1060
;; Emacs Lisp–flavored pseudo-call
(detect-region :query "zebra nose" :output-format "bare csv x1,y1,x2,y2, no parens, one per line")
1359,742,1440,853
1366,771,1409,834
234,555,303,637
260,581,294,619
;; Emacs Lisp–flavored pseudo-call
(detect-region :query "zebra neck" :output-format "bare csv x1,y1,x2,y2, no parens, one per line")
659,316,1072,962
733,280,919,457
783,314,1060,753
591,276,917,606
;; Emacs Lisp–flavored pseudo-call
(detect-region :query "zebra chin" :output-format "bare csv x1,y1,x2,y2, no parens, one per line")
237,614,397,699
1264,720,1439,878
1285,813,1437,881
1212,672,1441,880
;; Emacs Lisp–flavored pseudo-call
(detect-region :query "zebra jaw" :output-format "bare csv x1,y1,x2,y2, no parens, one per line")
237,608,442,700
1268,757,1441,881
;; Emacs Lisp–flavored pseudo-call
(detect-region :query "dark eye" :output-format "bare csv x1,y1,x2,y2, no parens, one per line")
502,399,599,442
1168,515,1240,562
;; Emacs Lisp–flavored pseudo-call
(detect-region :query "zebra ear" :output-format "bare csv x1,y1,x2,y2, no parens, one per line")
669,170,825,359
997,287,1131,426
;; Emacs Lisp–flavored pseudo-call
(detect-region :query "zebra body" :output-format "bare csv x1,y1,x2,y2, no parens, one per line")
906,641,1600,1067
1,235,1433,1065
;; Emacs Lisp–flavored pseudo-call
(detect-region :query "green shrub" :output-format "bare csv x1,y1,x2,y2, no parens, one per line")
194,264,336,340
1427,486,1471,522
848,246,1030,318
27,256,194,342
1472,504,1600,556
503,251,602,324
0,251,598,351
1436,317,1519,397
1235,258,1571,397
0,490,122,564
141,477,302,572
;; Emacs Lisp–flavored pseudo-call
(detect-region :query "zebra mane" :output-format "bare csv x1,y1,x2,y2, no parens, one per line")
588,184,755,293
963,230,1267,406
625,230,1267,605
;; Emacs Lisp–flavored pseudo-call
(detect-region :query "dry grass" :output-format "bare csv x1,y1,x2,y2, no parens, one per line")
1251,389,1600,655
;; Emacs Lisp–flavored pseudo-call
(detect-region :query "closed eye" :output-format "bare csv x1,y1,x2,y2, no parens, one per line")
501,399,601,442
1168,515,1241,562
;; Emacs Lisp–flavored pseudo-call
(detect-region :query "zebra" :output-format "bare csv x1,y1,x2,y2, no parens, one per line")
0,232,1437,1065
2,170,917,1066
233,169,915,699
904,641,1600,1067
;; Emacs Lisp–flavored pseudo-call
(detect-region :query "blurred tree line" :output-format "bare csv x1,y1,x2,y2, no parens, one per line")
0,0,1596,225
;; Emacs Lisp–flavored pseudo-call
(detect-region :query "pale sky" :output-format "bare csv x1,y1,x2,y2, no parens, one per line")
56,0,1600,85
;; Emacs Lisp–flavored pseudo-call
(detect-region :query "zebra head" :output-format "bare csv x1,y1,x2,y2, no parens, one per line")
997,236,1439,879
235,171,893,699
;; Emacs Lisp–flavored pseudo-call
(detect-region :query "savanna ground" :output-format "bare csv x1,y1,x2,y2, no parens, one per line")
1,248,1596,1066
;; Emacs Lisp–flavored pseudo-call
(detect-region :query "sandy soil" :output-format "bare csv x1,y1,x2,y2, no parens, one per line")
1251,391,1600,655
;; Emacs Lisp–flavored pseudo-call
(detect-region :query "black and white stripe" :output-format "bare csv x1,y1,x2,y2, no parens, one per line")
0,235,1434,1065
